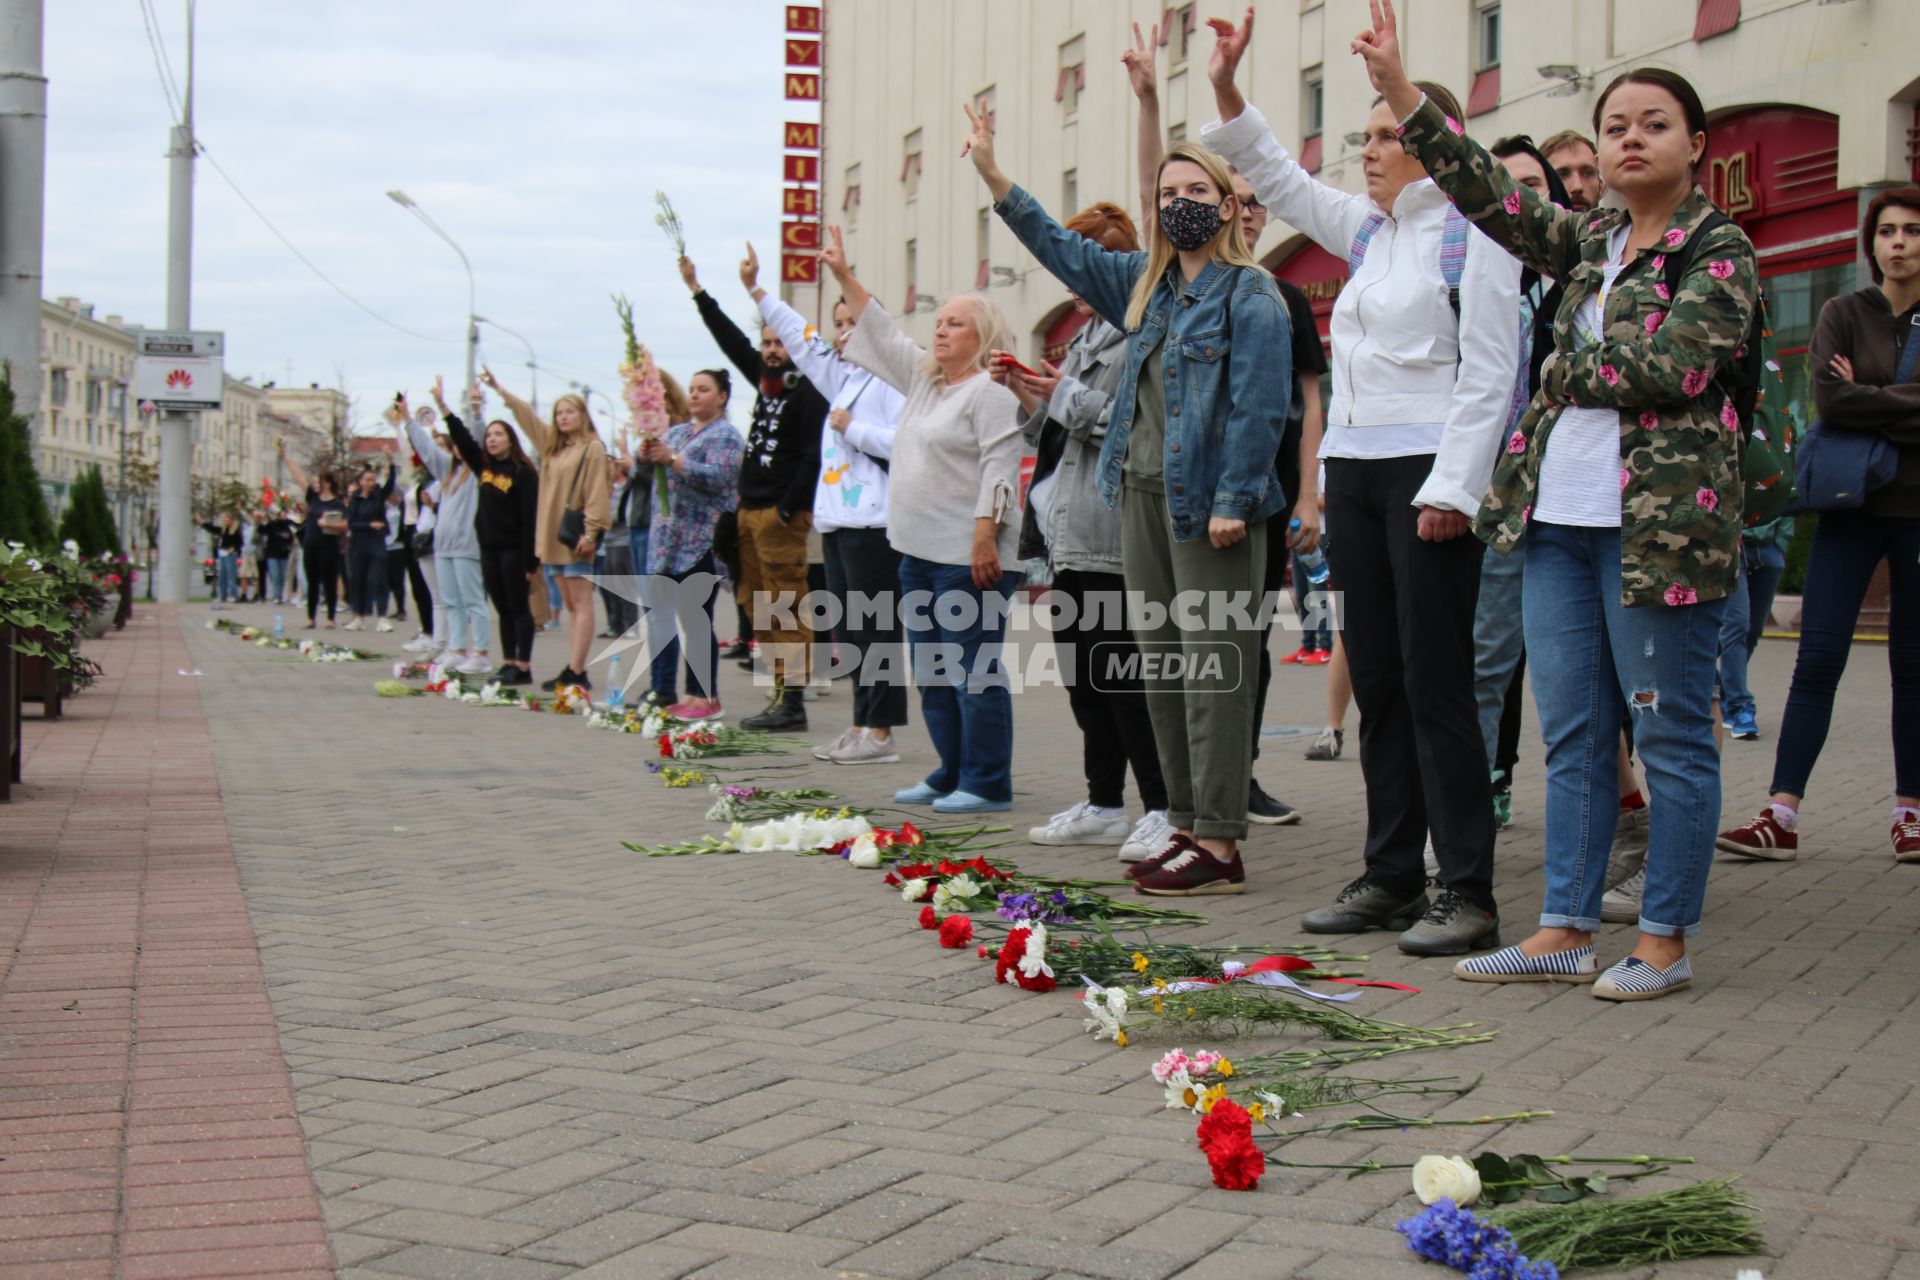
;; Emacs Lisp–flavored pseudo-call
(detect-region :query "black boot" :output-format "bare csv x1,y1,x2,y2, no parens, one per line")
741,686,806,732
541,665,579,693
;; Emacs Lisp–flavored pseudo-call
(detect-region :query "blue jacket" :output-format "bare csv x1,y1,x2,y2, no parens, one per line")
995,184,1291,541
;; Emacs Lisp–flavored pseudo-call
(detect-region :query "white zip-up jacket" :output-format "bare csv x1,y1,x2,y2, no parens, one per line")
758,294,904,533
1202,104,1521,515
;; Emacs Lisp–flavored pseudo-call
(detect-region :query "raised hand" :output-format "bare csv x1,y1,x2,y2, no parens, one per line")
1351,0,1410,101
817,224,852,282
1205,6,1254,92
739,242,760,293
1121,19,1160,101
961,101,1012,202
478,366,501,391
678,255,701,294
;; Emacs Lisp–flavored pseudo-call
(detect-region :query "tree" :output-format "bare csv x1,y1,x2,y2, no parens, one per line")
0,371,56,549
57,464,122,555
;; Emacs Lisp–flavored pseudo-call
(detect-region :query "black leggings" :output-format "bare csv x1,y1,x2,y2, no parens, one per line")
304,539,341,623
482,547,538,664
386,541,433,626
347,541,386,617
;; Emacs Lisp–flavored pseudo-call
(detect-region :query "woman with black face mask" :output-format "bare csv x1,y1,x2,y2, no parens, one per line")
967,102,1293,897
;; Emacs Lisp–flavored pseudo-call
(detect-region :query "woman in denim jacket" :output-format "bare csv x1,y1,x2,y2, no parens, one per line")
965,104,1290,896
999,202,1172,868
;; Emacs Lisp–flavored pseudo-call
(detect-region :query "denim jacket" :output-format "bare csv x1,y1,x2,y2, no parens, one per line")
995,185,1291,541
1017,316,1127,572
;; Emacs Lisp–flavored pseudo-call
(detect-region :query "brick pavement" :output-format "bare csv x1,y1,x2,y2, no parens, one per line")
7,602,1920,1278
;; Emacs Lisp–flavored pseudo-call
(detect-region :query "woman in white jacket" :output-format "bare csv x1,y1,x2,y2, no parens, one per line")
743,245,911,767
1201,12,1521,956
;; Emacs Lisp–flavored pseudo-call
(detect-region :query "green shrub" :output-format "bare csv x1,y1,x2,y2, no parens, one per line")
0,374,55,549
57,465,122,556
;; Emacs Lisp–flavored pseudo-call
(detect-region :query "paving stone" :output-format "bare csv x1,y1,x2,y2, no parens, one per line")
513,1209,687,1266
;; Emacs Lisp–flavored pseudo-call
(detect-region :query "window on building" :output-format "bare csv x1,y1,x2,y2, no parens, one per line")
1062,168,1079,216
902,129,923,201
1693,0,1740,41
1058,36,1086,119
976,209,991,290
1167,122,1187,145
1167,4,1195,65
1301,70,1326,172
843,163,862,226
1476,3,1501,72
49,369,68,405
905,239,918,313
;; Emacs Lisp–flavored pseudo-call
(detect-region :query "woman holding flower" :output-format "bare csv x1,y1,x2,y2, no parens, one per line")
1351,0,1757,998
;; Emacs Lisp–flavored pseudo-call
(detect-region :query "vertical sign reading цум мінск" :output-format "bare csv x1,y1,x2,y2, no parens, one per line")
782,5,822,285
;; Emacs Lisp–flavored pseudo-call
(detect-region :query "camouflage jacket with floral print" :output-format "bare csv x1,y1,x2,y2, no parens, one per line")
1395,97,1759,608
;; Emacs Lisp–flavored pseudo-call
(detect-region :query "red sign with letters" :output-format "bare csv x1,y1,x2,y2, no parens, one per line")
786,5,820,32
784,72,820,101
784,121,821,151
782,253,819,283
783,188,820,217
786,38,821,67
781,222,820,251
783,154,820,185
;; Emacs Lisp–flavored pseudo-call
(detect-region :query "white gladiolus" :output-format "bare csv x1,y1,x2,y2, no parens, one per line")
1411,1155,1482,1207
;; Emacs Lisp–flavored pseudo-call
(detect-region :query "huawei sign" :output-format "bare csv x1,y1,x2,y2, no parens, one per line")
165,369,193,391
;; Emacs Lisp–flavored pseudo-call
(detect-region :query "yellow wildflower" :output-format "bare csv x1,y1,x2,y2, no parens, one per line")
1115,1030,1128,1048
1131,953,1150,974
1151,996,1164,1015
1199,1084,1227,1113
1219,1059,1235,1078
1247,1101,1266,1123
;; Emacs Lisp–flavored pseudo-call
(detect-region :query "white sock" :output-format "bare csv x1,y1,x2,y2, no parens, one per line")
1089,805,1124,819
1894,806,1920,825
1767,802,1798,832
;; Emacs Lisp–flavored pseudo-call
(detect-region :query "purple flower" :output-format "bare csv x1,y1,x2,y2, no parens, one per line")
645,760,664,774
996,892,1043,922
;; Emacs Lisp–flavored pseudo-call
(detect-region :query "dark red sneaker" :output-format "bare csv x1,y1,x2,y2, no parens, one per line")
1125,832,1200,880
1893,817,1920,864
1133,845,1246,896
1715,809,1798,861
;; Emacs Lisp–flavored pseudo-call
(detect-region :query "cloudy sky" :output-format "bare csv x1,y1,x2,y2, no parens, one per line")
44,1,801,433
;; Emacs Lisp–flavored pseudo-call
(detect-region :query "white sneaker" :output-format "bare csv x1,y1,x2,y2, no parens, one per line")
1600,867,1645,924
813,727,859,761
1423,833,1440,878
342,616,363,632
1608,807,1651,888
431,649,464,669
376,619,395,633
1029,801,1130,847
1119,810,1176,863
456,654,493,675
402,633,434,653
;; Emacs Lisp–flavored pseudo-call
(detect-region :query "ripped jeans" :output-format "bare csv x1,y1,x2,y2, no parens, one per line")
1524,523,1727,937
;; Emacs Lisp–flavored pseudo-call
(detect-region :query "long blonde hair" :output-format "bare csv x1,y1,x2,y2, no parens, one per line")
546,393,596,456
1124,143,1263,332
659,371,693,424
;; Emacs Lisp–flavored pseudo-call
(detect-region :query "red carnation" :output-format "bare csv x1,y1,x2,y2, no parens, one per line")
1196,1097,1252,1150
657,733,674,758
1195,1099,1264,1191
1014,969,1056,994
938,915,974,948
994,929,1028,984
919,906,938,930
977,945,989,958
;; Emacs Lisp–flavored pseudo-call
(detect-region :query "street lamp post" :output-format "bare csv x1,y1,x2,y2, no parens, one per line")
474,314,537,412
386,189,478,414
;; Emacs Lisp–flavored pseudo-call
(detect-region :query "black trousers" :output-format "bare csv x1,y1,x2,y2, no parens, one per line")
1495,650,1526,787
1051,567,1167,812
347,540,387,618
821,527,909,728
385,537,432,627
481,547,538,664
1250,511,1291,765
1324,455,1494,909
304,539,341,623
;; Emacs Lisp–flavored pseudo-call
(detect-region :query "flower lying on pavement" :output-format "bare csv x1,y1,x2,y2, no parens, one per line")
1082,986,1129,1046
1396,1200,1558,1279
937,915,974,948
1414,1155,1484,1207
1195,1098,1265,1191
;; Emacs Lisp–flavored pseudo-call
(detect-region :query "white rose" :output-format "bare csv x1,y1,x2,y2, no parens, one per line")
1411,1155,1482,1207
899,878,930,903
846,834,882,868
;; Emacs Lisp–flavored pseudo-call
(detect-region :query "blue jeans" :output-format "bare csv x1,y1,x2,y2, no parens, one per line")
215,552,239,601
1771,510,1920,798
1473,541,1526,776
265,556,289,603
628,528,679,699
1524,523,1727,937
1291,551,1332,651
898,555,1017,802
649,553,725,701
1716,540,1787,722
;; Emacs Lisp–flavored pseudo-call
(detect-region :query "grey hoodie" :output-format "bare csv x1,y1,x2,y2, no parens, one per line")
406,419,480,560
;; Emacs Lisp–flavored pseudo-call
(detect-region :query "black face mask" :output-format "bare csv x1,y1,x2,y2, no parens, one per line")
1159,196,1226,253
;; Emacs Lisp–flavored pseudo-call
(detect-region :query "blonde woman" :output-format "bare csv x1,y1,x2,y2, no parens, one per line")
967,103,1291,895
482,370,613,691
817,225,1025,817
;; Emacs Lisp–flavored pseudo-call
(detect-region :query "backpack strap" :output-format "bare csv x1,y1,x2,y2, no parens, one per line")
1347,213,1386,277
1439,205,1471,315
1661,210,1732,300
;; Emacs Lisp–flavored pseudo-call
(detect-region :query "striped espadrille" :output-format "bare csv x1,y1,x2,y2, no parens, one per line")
1593,954,1692,1002
1453,944,1597,985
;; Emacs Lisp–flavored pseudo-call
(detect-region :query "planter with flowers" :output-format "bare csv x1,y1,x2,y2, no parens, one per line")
2,547,81,786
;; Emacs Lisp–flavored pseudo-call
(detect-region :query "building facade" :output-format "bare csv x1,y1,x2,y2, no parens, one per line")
809,0,1920,425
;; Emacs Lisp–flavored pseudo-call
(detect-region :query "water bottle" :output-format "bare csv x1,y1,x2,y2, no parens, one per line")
1289,519,1330,586
273,612,284,638
605,655,624,711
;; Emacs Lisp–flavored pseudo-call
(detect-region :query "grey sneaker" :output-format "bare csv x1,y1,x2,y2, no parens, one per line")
1398,889,1502,957
1301,876,1431,935
829,731,900,765
1607,807,1650,890
1305,727,1344,761
812,726,859,761
1600,867,1644,924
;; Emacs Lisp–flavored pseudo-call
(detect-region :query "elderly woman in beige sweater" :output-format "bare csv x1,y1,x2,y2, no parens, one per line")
481,368,612,691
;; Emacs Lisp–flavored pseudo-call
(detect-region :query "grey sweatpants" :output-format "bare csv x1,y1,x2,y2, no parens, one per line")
1120,486,1268,841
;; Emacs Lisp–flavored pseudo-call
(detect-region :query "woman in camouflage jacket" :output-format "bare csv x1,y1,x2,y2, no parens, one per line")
1354,0,1759,1001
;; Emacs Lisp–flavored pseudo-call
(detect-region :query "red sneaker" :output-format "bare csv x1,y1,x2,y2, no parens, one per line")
1133,845,1246,896
1893,817,1920,864
1280,647,1313,664
1715,809,1799,861
1125,832,1199,880
1303,649,1332,665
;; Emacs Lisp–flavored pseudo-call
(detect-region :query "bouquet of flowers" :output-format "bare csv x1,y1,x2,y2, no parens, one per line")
374,679,425,698
613,295,672,513
624,809,873,857
658,725,801,759
703,784,846,823
550,685,591,715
